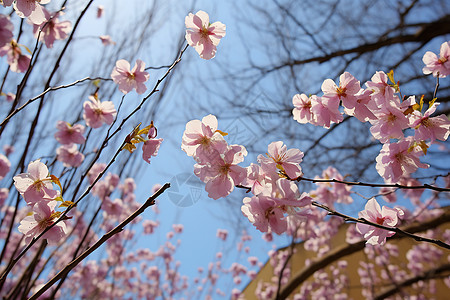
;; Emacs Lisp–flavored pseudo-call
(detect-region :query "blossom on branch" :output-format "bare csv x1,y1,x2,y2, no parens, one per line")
0,40,31,73
32,8,71,48
375,138,429,183
185,10,226,60
310,95,343,128
13,159,58,206
194,145,247,200
56,144,85,168
292,93,314,124
54,121,86,145
83,95,116,128
18,200,67,245
10,0,52,25
258,141,304,179
356,198,402,245
111,59,149,94
321,71,360,110
409,102,450,143
181,114,227,163
241,179,312,235
422,41,450,77
142,135,163,164
0,14,13,47
368,98,409,143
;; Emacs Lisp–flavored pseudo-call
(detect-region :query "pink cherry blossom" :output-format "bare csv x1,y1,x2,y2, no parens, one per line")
242,195,287,234
99,35,115,46
242,163,268,195
111,59,149,94
310,95,343,128
0,14,14,47
56,144,85,167
185,10,226,60
258,141,304,179
5,92,15,102
409,102,450,142
422,41,450,77
194,145,247,199
216,229,228,241
321,72,360,109
369,100,409,143
83,95,116,128
54,121,86,145
96,5,104,18
375,138,429,182
13,0,51,24
0,40,31,73
365,71,395,103
343,89,377,122
142,138,163,164
356,198,401,245
13,159,58,205
32,8,71,48
18,200,67,245
241,179,312,235
0,154,11,181
292,93,314,124
181,114,228,163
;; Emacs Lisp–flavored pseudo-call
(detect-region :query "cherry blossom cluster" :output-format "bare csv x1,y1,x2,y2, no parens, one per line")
181,115,315,235
181,114,411,245
0,1,73,75
293,41,450,183
55,121,86,168
181,114,246,199
12,160,69,245
240,142,314,235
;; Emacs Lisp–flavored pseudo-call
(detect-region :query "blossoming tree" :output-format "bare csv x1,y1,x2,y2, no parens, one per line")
0,1,449,300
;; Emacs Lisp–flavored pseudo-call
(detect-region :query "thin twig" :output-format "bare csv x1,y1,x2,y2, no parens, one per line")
0,77,111,128
296,176,449,192
311,201,450,250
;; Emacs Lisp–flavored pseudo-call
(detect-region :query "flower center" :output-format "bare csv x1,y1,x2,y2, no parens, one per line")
200,26,211,38
336,86,347,97
438,57,448,64
386,113,397,123
420,117,432,128
127,72,135,80
219,164,230,175
94,108,103,116
376,216,385,225
199,135,210,146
